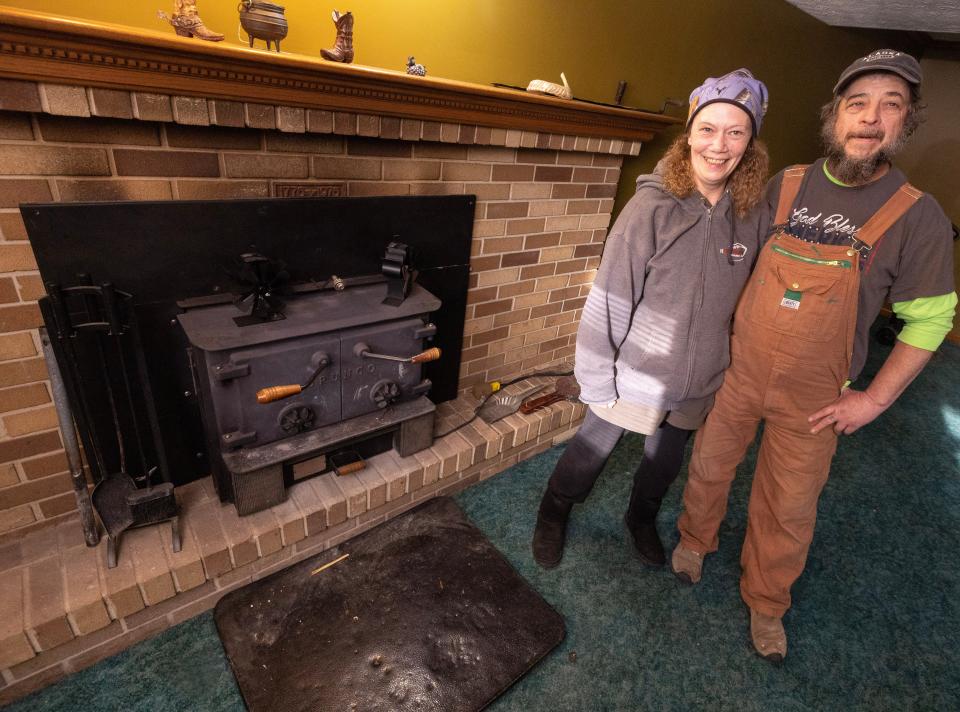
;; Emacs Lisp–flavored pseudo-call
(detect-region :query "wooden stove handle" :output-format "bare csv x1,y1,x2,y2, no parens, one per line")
256,384,302,404
335,460,366,476
409,347,441,364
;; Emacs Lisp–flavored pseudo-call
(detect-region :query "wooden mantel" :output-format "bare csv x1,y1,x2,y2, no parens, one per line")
0,7,680,141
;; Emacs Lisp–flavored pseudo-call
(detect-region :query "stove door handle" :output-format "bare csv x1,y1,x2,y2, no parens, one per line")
409,347,441,364
356,343,442,364
256,384,303,404
256,353,331,404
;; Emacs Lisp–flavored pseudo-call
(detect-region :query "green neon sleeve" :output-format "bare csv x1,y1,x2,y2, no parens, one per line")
892,292,958,351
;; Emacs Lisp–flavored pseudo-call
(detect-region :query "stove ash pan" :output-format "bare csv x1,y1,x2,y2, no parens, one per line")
178,283,442,514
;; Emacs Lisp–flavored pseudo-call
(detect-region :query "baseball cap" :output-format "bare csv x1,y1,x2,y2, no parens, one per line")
833,49,922,95
687,69,768,136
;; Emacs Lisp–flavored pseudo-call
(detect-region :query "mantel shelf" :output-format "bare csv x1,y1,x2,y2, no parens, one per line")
0,7,681,142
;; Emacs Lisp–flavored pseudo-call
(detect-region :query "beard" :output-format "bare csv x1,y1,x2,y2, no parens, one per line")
820,119,907,185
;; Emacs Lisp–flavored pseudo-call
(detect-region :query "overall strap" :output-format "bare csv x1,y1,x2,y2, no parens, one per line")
773,165,809,225
851,182,923,251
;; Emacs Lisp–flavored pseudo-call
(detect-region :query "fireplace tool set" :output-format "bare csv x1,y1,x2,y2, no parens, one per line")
40,280,180,568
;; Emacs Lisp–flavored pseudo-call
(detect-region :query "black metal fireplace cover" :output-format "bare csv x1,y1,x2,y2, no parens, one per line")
22,195,474,486
213,496,565,711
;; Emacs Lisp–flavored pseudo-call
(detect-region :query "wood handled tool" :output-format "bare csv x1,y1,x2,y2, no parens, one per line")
330,450,365,476
520,391,566,414
356,344,441,364
257,353,330,403
477,383,547,423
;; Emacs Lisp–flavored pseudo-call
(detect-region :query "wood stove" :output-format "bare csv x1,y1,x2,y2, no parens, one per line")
179,275,442,514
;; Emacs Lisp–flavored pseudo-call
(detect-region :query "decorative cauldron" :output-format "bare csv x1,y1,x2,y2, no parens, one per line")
238,0,288,52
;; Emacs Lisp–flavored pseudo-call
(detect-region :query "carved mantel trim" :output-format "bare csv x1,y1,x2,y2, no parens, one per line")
0,8,680,142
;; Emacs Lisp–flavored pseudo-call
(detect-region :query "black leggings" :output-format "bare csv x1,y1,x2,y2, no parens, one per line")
546,409,693,520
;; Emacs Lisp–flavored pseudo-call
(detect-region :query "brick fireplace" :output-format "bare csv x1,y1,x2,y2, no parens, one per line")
0,7,679,704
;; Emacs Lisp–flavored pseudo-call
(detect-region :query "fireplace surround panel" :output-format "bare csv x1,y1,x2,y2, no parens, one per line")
21,195,474,487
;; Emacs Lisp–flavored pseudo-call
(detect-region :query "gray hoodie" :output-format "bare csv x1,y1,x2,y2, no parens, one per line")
574,169,766,409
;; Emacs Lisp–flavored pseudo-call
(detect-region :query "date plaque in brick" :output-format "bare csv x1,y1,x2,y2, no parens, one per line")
274,182,346,198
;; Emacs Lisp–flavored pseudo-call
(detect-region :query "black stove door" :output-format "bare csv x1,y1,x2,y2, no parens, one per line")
210,335,342,448
338,317,431,421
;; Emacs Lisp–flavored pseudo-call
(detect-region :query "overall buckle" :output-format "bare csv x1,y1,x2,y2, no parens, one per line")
850,237,873,256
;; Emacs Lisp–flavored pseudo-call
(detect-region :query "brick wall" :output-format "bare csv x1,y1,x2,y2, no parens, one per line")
0,84,627,541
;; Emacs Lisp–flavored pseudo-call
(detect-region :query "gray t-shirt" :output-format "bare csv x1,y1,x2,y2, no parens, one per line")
764,158,955,380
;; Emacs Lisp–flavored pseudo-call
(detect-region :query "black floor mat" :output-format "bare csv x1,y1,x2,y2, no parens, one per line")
214,496,565,711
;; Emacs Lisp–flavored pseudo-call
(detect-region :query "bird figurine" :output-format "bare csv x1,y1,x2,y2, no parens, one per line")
406,56,426,77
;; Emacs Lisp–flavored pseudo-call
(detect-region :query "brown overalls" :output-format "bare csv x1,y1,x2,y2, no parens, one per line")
677,166,921,618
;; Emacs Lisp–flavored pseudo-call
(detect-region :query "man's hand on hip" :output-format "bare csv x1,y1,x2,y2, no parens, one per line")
808,388,885,435
808,341,936,435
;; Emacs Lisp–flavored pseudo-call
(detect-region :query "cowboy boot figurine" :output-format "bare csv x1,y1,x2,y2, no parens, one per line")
158,0,224,41
320,10,354,63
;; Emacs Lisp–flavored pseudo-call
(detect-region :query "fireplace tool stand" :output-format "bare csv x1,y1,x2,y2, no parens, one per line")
40,281,180,568
39,327,99,547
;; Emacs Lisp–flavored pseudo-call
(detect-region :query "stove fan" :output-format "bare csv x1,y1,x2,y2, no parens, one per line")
227,252,291,326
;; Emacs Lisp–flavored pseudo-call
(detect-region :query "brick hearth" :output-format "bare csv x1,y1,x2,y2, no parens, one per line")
0,380,584,705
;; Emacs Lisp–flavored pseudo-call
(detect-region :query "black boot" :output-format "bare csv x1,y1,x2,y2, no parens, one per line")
532,488,573,569
624,486,665,567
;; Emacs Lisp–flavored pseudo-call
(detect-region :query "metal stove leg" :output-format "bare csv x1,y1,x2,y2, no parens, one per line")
394,410,435,457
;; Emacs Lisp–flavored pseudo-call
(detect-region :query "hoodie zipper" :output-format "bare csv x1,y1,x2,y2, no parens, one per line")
680,202,713,400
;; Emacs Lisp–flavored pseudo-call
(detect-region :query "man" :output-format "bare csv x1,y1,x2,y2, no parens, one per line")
671,49,957,664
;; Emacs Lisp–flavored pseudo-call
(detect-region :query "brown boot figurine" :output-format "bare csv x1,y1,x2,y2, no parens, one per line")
320,10,354,63
158,0,224,42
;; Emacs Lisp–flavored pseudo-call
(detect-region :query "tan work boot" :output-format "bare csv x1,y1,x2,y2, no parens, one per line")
750,608,787,664
670,542,704,584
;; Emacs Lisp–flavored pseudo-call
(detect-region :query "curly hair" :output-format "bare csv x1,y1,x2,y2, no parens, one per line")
660,132,769,218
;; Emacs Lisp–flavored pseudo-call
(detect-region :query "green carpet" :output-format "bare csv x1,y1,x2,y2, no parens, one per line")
6,332,959,711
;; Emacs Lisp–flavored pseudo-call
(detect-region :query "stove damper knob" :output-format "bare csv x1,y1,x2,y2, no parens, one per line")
370,379,401,409
279,404,316,434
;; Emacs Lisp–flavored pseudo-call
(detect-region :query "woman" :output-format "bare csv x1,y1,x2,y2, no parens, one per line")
532,69,770,569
